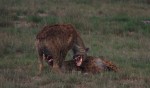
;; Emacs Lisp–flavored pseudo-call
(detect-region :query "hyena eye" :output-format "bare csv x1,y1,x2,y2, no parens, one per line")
73,55,82,60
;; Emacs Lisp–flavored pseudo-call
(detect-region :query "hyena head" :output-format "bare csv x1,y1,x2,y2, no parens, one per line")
73,48,89,66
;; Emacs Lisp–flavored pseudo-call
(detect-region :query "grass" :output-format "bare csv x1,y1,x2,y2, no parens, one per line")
0,0,150,88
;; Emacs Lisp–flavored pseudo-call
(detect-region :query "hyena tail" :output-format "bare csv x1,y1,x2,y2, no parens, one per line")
102,59,119,72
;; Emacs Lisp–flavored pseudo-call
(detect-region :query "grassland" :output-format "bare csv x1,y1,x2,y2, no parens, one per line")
0,0,150,88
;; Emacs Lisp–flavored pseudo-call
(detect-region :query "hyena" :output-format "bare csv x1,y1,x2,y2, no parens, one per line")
35,24,87,74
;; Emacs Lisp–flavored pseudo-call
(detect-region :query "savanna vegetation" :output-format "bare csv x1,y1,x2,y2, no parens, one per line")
0,0,150,88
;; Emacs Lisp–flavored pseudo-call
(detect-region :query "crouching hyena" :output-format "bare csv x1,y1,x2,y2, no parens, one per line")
45,55,119,74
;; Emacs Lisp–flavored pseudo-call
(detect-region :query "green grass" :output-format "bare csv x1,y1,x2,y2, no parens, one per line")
0,0,150,88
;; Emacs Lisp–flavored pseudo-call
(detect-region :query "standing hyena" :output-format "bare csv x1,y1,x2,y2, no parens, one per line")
35,24,87,74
